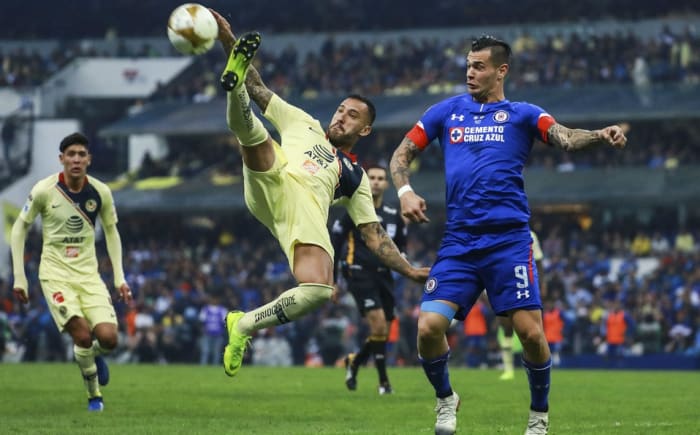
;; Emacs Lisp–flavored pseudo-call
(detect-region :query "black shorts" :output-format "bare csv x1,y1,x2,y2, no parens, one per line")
345,270,396,321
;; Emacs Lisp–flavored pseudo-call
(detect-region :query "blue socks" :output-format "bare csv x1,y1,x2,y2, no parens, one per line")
420,350,453,398
523,357,551,412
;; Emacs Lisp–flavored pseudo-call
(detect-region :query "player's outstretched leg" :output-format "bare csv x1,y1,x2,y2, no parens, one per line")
220,31,262,91
222,311,251,377
223,284,333,378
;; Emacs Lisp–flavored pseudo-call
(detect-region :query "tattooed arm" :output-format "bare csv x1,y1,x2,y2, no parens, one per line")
390,136,421,189
390,136,429,223
358,221,428,282
244,67,273,112
547,123,627,152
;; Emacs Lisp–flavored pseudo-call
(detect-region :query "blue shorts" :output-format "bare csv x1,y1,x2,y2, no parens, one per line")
422,228,542,320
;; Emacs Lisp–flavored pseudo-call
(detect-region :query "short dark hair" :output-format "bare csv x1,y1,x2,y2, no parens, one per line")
365,164,388,176
471,35,512,66
59,132,89,152
347,94,376,125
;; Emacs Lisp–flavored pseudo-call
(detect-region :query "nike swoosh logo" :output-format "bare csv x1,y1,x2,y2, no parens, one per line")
51,204,60,208
308,126,323,136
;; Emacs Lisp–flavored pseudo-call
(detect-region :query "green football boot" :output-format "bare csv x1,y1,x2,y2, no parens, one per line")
220,31,262,91
222,311,251,377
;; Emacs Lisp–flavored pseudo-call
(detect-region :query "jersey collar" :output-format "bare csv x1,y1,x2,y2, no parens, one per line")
58,172,89,191
467,96,510,113
336,148,358,163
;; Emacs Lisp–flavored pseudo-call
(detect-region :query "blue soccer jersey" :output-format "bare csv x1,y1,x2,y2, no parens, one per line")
407,95,555,253
406,95,555,315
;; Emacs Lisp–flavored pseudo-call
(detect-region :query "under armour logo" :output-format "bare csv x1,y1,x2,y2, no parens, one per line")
450,114,464,121
516,290,530,299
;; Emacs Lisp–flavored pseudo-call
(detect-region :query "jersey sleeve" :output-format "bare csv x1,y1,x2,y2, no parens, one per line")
405,101,450,150
524,103,556,143
18,182,46,224
262,93,320,135
343,172,378,227
96,182,118,227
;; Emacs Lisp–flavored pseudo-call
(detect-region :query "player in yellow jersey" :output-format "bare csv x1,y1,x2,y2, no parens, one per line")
209,10,429,379
10,132,131,412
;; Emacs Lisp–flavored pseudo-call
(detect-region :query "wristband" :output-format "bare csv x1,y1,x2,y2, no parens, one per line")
397,185,413,198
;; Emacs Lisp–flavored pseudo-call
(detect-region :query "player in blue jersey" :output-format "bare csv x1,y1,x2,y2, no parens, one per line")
390,35,626,435
209,10,429,381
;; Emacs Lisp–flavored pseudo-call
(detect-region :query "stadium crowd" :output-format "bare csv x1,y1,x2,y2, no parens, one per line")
2,19,699,95
0,0,696,38
2,212,699,367
115,118,700,187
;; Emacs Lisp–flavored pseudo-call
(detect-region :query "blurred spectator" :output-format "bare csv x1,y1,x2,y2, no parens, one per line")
650,231,671,254
251,327,293,367
665,308,694,353
636,311,663,354
315,306,352,366
601,299,635,364
674,227,696,253
543,299,567,366
462,294,490,368
630,231,652,256
198,295,227,365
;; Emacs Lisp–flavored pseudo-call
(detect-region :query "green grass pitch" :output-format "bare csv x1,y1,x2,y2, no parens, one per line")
1,363,697,434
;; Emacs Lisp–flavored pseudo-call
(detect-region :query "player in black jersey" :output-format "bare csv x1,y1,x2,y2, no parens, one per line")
331,165,407,395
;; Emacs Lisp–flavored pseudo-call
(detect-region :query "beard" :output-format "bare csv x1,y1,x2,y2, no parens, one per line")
327,129,351,148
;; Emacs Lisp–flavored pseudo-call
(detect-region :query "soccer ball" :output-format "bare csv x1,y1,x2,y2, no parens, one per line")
167,3,219,55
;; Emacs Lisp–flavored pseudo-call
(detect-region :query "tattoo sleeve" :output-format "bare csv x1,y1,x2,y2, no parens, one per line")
390,137,421,188
547,123,604,152
358,222,413,276
244,66,273,112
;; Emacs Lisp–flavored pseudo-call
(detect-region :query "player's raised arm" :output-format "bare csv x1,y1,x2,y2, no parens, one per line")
546,123,627,152
390,136,429,223
357,221,429,282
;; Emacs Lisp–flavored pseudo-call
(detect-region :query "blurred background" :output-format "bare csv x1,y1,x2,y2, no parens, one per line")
1,0,699,370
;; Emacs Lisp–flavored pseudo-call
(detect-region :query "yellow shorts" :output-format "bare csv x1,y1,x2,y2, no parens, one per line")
243,140,333,269
40,279,117,331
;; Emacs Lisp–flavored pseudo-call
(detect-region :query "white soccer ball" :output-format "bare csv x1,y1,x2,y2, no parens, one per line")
167,3,219,55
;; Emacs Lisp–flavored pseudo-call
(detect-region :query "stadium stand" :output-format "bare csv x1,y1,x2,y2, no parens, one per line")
1,3,699,369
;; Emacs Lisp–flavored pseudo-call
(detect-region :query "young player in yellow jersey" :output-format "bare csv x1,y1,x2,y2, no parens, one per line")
208,9,429,379
11,132,132,412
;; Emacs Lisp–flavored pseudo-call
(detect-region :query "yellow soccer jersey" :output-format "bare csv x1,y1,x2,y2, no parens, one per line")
263,94,377,227
19,173,118,282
